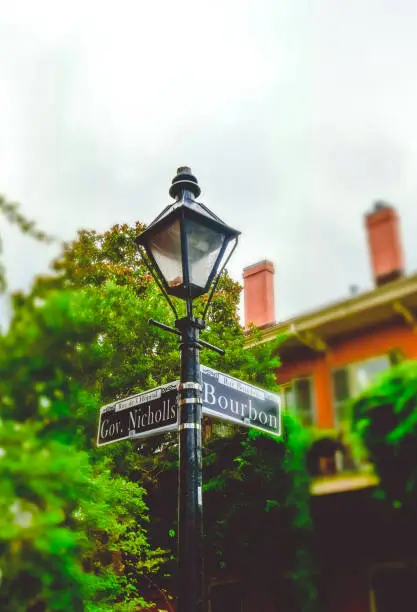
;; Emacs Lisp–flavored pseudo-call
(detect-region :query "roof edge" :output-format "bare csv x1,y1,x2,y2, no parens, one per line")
257,272,417,345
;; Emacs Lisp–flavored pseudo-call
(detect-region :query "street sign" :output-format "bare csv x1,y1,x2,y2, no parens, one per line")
97,381,179,447
201,365,281,437
97,369,281,446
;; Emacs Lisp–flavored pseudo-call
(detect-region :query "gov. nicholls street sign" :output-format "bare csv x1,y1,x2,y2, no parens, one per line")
97,367,281,447
97,381,179,446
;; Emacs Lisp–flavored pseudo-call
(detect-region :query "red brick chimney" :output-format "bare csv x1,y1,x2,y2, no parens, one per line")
243,260,275,328
365,201,404,286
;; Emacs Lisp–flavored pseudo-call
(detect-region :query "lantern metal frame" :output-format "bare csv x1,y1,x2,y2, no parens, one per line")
135,168,240,318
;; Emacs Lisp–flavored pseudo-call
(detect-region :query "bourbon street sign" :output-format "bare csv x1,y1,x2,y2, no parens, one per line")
201,365,281,437
97,381,179,447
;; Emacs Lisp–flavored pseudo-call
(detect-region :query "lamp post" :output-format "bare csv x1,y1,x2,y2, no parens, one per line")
135,167,240,612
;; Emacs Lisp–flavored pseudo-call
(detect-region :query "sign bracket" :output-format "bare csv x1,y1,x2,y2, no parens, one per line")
148,318,225,355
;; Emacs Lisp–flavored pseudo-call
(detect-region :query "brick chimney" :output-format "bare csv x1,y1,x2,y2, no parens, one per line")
365,201,404,286
243,260,275,327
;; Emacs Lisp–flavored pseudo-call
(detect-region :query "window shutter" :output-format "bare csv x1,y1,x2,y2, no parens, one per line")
293,378,314,426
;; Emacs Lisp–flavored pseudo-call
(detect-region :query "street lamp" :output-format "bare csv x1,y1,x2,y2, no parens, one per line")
135,167,240,612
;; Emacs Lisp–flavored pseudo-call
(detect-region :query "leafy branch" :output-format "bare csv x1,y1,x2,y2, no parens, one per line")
0,194,57,293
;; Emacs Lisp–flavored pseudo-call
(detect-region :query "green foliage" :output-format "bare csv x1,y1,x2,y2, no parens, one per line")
0,195,55,293
0,418,157,611
351,360,417,510
1,219,317,610
0,284,169,610
203,417,317,611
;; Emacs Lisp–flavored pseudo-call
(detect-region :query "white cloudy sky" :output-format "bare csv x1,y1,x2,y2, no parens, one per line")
1,0,417,327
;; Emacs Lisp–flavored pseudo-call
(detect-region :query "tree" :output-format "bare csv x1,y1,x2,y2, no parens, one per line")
0,195,55,293
0,287,167,611
202,418,317,611
352,360,417,510
2,220,317,610
0,419,162,612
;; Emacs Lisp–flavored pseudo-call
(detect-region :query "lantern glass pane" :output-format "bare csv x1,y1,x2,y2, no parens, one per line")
186,219,226,288
149,219,184,288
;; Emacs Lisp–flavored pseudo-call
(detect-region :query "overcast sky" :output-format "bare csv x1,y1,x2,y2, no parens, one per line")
1,0,417,327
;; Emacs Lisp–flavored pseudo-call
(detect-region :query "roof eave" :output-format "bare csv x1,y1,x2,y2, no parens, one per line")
255,273,417,347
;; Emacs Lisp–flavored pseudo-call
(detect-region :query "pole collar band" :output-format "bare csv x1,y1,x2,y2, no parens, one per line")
179,422,201,431
178,382,202,391
178,397,201,406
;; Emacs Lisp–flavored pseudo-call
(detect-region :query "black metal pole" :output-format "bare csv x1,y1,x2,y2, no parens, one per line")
176,313,205,612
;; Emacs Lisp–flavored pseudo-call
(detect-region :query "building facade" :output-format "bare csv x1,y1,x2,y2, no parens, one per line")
243,202,416,468
240,201,417,611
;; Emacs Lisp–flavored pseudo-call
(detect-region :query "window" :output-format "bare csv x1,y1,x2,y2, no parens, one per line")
281,377,315,427
282,384,295,411
332,354,391,427
332,367,352,427
355,355,391,391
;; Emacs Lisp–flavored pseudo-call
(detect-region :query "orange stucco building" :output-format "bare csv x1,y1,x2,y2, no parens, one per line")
260,272,417,431
238,201,417,611
244,202,416,446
